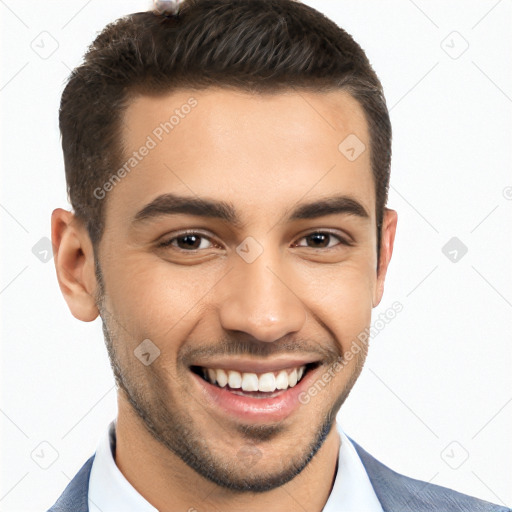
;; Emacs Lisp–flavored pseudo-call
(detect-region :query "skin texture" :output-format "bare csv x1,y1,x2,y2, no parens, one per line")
52,87,397,512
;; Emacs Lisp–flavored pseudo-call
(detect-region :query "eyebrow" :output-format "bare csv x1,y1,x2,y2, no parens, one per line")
132,192,370,228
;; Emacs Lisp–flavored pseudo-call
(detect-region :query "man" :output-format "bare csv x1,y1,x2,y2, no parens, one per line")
49,0,509,510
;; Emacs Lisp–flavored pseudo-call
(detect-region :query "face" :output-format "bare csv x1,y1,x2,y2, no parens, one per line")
83,87,395,491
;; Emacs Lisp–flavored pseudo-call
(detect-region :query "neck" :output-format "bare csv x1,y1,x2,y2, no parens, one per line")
114,397,341,512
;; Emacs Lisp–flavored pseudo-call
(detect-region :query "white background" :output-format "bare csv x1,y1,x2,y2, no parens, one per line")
1,1,511,510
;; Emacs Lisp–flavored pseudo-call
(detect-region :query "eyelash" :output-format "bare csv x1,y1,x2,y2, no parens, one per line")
158,230,353,252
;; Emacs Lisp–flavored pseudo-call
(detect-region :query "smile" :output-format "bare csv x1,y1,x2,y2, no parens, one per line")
196,365,309,394
190,361,321,421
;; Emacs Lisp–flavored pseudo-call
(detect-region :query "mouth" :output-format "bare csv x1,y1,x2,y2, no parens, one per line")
191,362,318,397
189,361,322,421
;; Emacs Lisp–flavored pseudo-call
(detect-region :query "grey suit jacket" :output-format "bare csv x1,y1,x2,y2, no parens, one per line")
47,439,510,512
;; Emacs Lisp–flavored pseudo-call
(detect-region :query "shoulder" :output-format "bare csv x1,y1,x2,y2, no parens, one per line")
46,455,95,512
349,438,510,512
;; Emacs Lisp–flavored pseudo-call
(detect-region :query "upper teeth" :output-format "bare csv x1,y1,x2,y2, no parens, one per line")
202,366,306,392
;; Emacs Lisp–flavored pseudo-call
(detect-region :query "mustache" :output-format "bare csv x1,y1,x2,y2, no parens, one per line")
179,337,342,367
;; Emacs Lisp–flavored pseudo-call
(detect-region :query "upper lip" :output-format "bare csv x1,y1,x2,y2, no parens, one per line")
191,357,320,374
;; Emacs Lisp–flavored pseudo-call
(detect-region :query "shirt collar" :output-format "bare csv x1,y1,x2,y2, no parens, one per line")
88,419,157,512
88,419,382,512
322,422,383,511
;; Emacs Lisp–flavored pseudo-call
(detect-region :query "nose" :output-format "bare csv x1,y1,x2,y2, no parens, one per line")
218,249,307,343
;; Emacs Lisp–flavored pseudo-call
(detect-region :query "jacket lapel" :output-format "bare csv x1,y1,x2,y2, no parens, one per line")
47,455,94,512
350,437,509,512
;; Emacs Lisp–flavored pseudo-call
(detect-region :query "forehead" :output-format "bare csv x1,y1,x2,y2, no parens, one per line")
109,87,374,227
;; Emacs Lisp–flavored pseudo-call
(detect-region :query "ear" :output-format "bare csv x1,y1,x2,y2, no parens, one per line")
373,208,398,308
51,208,100,321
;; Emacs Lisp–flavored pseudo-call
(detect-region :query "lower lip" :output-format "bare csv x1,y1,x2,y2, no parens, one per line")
191,366,319,422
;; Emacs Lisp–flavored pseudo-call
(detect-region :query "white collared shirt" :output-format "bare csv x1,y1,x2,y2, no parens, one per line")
88,419,383,512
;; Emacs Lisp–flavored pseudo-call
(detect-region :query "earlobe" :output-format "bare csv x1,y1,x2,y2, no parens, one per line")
51,208,100,322
373,208,398,308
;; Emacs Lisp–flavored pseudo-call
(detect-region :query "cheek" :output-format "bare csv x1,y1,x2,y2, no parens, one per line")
304,264,374,351
102,255,220,343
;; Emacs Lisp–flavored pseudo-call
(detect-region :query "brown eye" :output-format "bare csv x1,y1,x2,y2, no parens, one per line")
294,231,349,249
159,232,215,251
